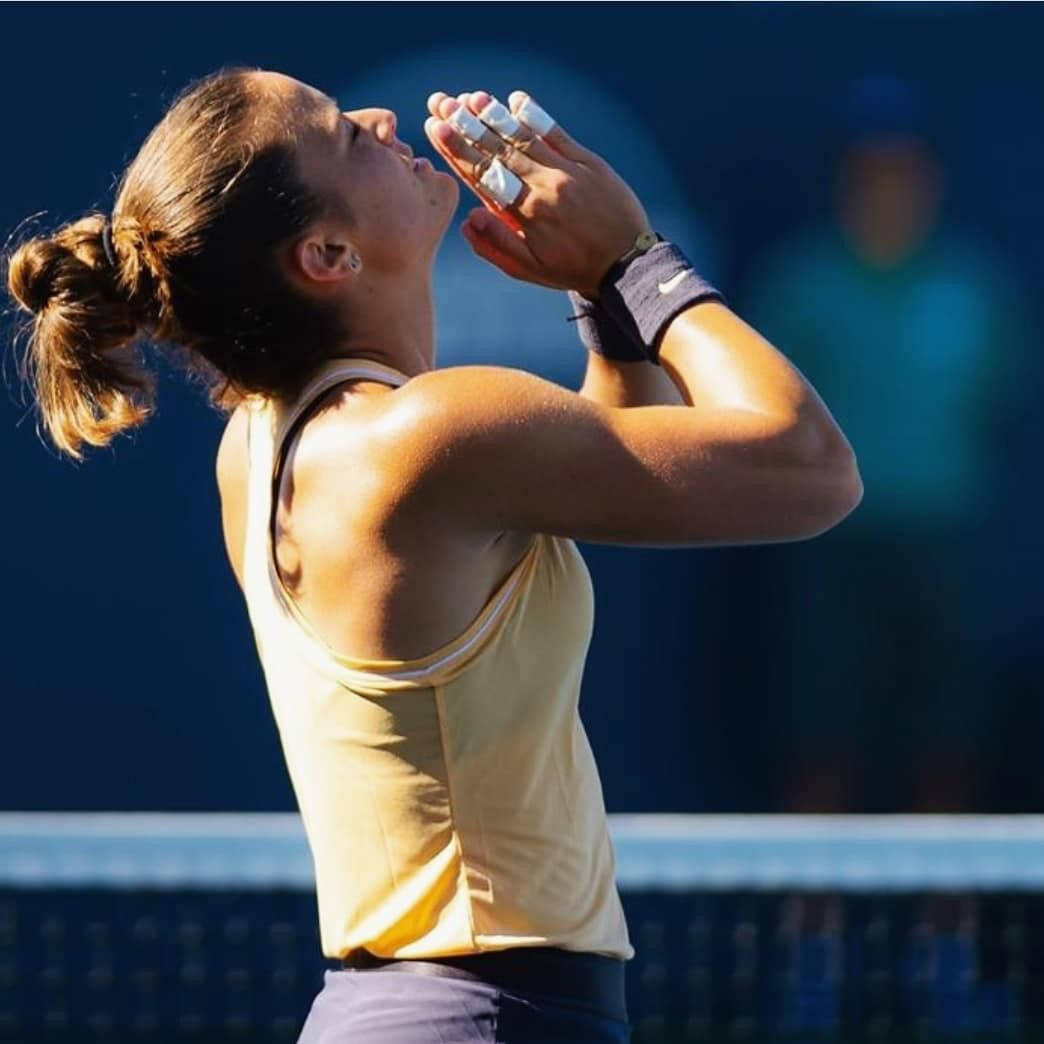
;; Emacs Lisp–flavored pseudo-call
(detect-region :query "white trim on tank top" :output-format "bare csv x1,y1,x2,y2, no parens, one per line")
260,360,540,683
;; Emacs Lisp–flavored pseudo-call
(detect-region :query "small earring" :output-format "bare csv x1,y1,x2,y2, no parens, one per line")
348,251,362,272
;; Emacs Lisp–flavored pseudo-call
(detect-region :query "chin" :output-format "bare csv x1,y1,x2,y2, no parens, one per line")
433,181,459,231
438,170,460,204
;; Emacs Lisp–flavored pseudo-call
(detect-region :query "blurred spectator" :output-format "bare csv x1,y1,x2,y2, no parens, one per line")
742,77,1037,813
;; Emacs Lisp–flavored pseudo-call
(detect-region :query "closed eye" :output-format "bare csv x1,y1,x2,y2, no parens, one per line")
331,100,359,145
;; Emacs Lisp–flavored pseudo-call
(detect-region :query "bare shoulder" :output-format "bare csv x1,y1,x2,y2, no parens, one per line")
359,364,591,532
389,364,576,431
377,361,779,548
215,405,251,588
370,363,599,485
216,404,250,489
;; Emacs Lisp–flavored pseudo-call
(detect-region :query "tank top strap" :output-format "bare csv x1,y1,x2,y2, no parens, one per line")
241,356,411,625
240,355,545,694
271,356,412,473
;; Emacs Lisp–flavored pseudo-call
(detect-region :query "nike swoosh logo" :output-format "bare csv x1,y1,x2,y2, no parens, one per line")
658,270,692,294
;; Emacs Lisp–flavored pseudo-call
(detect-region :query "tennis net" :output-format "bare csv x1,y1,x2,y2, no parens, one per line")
2,813,1042,1041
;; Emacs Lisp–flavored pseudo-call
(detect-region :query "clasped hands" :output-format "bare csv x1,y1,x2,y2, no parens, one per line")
423,89,651,300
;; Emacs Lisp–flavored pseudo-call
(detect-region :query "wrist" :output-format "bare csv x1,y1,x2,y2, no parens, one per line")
601,229,661,286
576,229,659,302
598,239,725,363
566,290,648,364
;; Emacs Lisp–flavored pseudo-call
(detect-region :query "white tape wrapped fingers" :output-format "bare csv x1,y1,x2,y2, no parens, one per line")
473,154,525,209
446,104,512,158
477,98,538,154
513,94,556,137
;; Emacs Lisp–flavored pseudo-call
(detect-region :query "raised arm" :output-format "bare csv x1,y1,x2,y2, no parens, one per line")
578,351,686,408
400,88,861,547
656,300,855,467
377,359,858,548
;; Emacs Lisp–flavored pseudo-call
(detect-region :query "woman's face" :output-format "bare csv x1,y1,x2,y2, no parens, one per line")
266,72,459,276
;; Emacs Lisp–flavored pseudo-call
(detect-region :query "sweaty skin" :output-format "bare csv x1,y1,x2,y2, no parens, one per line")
217,72,860,666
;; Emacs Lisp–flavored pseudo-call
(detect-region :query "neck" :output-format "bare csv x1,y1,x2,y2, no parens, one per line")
328,268,435,378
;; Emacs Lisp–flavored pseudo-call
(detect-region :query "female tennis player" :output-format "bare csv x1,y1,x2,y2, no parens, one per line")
5,67,861,1042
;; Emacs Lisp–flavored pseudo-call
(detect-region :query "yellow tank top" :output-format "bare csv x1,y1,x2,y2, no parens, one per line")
241,357,634,961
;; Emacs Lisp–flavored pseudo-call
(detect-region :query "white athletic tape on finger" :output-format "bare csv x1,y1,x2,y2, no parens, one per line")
478,157,523,207
515,96,555,137
479,99,522,139
446,105,487,143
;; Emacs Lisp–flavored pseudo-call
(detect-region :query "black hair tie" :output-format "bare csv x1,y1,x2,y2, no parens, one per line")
100,219,118,268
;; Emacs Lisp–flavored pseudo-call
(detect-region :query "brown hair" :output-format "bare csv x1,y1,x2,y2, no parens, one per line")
3,66,350,461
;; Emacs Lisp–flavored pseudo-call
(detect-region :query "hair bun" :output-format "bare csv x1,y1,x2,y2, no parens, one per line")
8,238,63,315
5,214,155,461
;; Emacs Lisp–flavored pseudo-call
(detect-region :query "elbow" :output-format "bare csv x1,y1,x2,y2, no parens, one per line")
798,447,864,538
778,412,863,535
839,451,865,513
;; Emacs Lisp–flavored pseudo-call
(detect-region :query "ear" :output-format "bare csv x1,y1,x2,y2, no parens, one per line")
292,232,360,285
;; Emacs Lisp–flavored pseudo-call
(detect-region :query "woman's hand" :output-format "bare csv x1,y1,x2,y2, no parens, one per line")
424,90,651,299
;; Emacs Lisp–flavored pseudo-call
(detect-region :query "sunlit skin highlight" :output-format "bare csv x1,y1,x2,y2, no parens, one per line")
255,72,459,388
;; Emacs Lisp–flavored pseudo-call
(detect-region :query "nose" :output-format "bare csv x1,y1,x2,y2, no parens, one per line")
349,107,412,160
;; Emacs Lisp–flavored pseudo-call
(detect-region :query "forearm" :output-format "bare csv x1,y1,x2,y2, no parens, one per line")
658,301,855,463
578,350,685,407
568,286,685,407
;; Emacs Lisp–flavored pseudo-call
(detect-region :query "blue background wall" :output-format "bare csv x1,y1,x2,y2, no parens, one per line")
1,3,1041,814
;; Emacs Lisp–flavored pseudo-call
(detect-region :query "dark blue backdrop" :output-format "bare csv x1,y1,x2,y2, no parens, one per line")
2,2,1041,813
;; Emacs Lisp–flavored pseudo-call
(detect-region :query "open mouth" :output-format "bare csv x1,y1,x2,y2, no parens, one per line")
412,156,433,174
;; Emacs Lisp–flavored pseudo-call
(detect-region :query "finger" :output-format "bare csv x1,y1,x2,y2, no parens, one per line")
427,90,479,120
424,115,532,215
425,95,524,219
436,97,551,180
441,95,516,160
461,209,543,283
424,110,498,182
463,90,565,170
462,224,529,281
426,91,451,119
435,97,545,180
508,90,597,164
